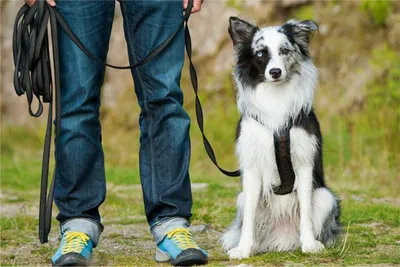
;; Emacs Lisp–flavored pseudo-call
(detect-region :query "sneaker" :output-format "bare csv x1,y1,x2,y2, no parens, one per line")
52,231,93,266
155,227,208,266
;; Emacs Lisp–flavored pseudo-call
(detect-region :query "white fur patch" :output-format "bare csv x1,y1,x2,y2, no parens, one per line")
236,119,317,196
235,59,317,131
252,27,290,81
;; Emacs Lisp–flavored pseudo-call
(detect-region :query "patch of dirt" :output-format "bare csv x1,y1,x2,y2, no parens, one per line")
0,202,39,217
372,197,400,207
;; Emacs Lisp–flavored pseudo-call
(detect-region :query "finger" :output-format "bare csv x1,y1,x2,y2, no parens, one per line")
25,0,36,7
191,0,202,13
183,0,188,10
46,0,56,6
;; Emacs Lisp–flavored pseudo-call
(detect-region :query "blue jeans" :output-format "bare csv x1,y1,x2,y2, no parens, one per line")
54,0,192,246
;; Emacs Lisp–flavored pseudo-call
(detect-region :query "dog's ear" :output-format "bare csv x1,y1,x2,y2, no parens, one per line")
228,17,258,48
280,20,318,57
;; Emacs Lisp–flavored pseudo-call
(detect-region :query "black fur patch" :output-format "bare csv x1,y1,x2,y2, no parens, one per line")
228,17,270,88
280,20,318,58
236,116,243,141
293,109,326,188
236,46,271,88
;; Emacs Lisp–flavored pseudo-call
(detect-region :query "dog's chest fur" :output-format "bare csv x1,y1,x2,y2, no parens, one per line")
236,118,317,194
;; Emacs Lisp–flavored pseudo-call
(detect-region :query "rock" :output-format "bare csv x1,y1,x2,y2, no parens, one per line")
190,224,208,233
388,13,400,51
1,1,38,125
319,24,329,36
191,183,209,190
188,1,239,56
280,0,311,8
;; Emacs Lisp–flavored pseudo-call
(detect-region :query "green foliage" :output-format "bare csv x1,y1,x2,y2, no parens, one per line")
293,5,314,20
225,0,244,11
369,44,400,116
355,44,400,168
360,0,392,26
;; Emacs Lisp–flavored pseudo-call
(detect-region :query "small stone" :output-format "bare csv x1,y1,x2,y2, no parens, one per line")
190,224,208,233
191,183,208,190
319,24,329,36
351,195,364,202
333,5,341,14
281,0,309,8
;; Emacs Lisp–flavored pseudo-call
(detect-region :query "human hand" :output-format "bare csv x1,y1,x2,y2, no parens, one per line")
25,0,56,7
183,0,202,13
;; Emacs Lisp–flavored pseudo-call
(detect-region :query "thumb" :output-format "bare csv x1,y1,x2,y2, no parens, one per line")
47,0,56,6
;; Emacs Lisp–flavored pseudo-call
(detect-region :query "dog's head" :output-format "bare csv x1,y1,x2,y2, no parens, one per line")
229,17,318,87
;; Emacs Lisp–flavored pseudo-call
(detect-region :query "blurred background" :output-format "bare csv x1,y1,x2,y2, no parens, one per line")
1,0,399,196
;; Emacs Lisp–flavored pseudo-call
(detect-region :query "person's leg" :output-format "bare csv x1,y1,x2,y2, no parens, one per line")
52,0,115,265
120,1,206,265
121,1,192,231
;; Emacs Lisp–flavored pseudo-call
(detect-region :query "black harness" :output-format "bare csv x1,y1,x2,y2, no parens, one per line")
250,115,296,195
273,126,296,195
12,0,294,244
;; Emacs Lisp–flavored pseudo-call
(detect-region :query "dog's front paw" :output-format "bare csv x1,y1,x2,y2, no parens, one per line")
228,246,251,259
301,240,325,253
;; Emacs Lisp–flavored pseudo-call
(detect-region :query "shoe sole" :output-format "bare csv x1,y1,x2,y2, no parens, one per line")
171,257,208,266
52,253,90,266
156,248,208,266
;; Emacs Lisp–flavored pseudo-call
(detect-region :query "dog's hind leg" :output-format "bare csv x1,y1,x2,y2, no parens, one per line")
312,188,341,247
220,192,244,252
228,169,261,259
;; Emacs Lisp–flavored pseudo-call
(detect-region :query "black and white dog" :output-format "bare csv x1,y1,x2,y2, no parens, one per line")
220,18,341,259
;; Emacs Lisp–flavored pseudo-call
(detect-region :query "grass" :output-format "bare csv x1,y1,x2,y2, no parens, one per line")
1,126,399,266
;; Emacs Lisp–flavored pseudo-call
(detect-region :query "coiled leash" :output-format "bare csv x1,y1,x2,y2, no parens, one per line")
13,0,241,244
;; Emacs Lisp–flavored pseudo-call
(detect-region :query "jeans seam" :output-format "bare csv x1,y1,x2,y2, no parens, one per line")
121,2,157,203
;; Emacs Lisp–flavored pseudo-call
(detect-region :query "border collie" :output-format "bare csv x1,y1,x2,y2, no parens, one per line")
220,18,341,259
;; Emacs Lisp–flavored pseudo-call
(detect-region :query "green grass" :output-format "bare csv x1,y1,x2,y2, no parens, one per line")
1,127,399,265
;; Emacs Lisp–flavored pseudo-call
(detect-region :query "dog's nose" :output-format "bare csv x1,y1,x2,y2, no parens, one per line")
269,68,282,79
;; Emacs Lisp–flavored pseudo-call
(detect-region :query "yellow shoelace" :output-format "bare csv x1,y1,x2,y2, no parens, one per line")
61,232,89,254
165,228,200,250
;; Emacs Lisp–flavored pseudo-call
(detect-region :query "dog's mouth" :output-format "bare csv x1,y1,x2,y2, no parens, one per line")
271,78,284,83
258,76,286,84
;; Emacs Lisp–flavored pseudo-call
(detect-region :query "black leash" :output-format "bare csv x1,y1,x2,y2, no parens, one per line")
13,0,240,244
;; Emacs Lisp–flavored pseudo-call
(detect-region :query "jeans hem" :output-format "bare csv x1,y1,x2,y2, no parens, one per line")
60,218,103,247
150,217,190,244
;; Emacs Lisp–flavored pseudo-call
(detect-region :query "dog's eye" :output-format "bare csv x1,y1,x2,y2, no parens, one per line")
281,48,290,55
256,51,264,58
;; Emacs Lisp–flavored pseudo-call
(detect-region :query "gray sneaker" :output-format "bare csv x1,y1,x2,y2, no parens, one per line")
155,228,208,266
